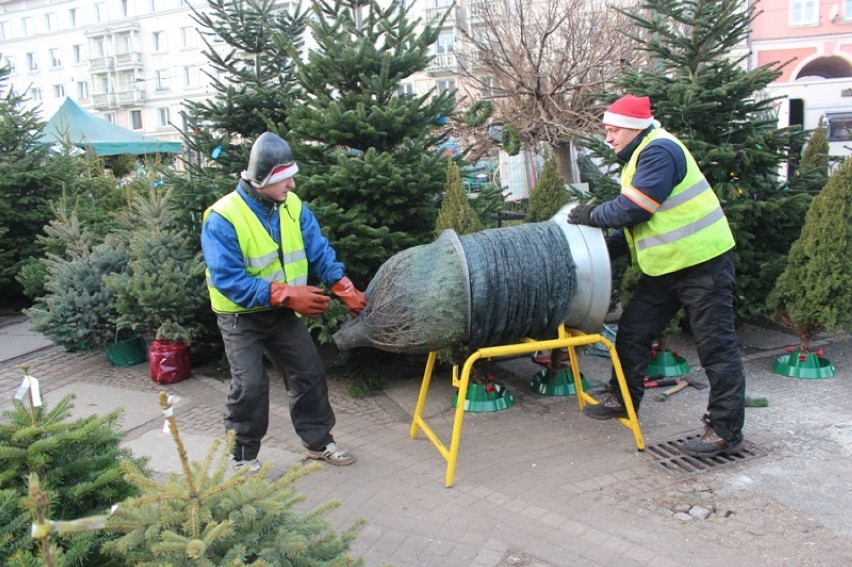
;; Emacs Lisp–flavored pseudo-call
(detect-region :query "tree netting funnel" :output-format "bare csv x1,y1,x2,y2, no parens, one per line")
333,206,611,354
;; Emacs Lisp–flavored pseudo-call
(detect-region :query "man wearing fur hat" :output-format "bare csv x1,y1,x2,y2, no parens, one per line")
567,95,745,458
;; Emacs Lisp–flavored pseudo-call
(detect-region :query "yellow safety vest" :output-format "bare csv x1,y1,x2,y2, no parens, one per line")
204,191,308,313
622,129,735,276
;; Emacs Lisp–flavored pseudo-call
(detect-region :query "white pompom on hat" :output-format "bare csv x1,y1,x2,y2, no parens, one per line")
602,95,655,130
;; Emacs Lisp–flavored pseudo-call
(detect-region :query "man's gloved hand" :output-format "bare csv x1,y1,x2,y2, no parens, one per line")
331,276,367,317
270,282,330,317
567,204,598,226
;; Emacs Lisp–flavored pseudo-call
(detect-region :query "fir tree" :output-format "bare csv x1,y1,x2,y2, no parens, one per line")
768,157,852,352
168,0,309,232
435,161,483,237
25,210,128,350
288,0,456,288
104,393,364,566
790,117,830,194
584,0,813,319
0,64,80,300
526,156,569,223
0,378,143,566
102,185,208,342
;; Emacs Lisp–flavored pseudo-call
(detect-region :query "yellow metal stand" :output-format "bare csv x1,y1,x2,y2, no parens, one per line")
409,324,645,487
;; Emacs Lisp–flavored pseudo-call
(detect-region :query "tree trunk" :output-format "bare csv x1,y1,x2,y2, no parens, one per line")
552,141,576,185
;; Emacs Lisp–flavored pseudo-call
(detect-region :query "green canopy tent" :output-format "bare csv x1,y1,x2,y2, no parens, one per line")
39,97,182,156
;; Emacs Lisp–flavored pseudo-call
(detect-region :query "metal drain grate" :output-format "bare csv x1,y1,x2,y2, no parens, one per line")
644,434,767,479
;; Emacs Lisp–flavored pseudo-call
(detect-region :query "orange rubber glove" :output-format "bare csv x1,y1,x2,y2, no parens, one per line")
331,276,367,317
270,282,330,317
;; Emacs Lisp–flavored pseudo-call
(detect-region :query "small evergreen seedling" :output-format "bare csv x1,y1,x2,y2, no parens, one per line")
526,157,569,223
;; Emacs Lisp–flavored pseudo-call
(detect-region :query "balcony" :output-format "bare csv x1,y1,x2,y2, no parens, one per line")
92,93,116,110
426,52,460,76
114,51,143,71
89,56,113,74
423,5,461,29
116,88,145,106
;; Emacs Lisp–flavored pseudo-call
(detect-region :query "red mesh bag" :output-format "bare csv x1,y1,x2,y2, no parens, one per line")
148,340,191,384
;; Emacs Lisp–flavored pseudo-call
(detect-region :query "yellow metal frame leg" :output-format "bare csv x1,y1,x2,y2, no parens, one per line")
409,325,645,487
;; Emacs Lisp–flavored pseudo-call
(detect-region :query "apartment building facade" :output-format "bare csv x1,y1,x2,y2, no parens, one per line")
749,0,852,158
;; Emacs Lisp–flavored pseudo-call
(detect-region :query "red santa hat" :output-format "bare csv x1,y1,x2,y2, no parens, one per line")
602,95,655,129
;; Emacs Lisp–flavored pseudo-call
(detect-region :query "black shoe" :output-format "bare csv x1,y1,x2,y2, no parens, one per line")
583,393,629,420
680,425,744,457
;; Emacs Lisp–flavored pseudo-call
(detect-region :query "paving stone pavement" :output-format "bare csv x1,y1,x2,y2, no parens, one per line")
2,317,852,566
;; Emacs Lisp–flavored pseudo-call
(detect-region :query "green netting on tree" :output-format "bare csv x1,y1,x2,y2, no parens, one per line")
334,230,471,353
333,221,577,353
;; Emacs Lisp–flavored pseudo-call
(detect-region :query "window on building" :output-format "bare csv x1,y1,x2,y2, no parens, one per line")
437,79,456,94
437,33,454,54
131,110,143,130
73,45,83,64
152,31,165,52
53,84,65,98
479,76,495,98
21,16,33,36
95,3,106,23
4,56,14,73
0,21,8,40
45,13,56,32
790,0,818,25
826,113,852,141
77,81,89,99
121,34,134,53
435,0,452,7
397,82,414,97
69,8,78,28
155,70,170,91
31,87,42,102
182,65,199,88
844,0,852,20
100,77,109,94
26,52,38,71
158,107,170,127
50,48,62,68
105,112,116,124
120,0,129,18
180,26,197,48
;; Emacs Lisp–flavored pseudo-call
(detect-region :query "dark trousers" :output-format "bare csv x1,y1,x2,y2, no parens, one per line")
217,309,335,461
612,251,745,444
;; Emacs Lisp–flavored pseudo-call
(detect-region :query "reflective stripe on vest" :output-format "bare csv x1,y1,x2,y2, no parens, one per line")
622,129,735,276
204,191,308,313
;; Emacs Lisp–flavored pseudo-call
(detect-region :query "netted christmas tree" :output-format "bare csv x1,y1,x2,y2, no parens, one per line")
1,368,144,565
103,393,364,566
768,157,852,354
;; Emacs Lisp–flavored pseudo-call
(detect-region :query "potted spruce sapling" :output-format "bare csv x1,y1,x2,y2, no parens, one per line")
103,184,207,384
767,157,852,379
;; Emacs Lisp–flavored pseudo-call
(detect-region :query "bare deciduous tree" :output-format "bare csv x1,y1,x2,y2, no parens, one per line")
455,0,639,182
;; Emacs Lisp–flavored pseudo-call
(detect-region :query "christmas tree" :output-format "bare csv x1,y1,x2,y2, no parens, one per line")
790,117,830,194
768,157,852,353
435,161,483,237
288,0,456,288
168,0,309,231
525,156,569,223
104,393,364,566
1,370,143,565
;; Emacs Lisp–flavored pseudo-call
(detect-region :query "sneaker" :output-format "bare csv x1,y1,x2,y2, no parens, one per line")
232,458,261,475
583,393,629,420
305,442,355,466
680,425,744,457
